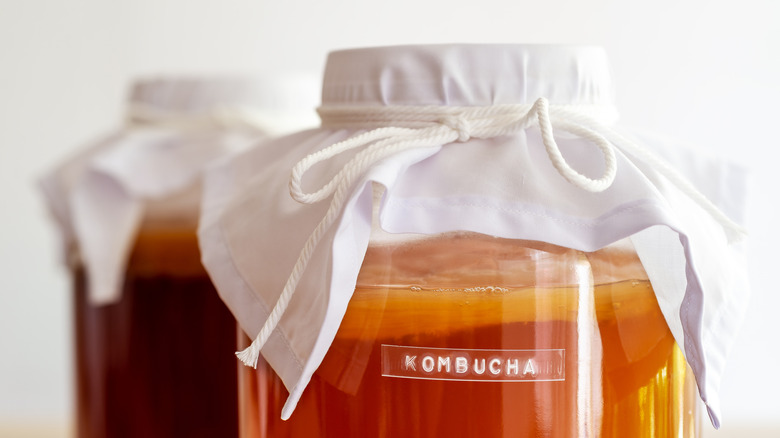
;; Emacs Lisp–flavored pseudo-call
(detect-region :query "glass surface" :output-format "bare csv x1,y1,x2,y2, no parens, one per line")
239,232,699,437
73,225,239,438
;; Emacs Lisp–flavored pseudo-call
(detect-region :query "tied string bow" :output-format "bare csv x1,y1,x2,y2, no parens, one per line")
236,97,746,368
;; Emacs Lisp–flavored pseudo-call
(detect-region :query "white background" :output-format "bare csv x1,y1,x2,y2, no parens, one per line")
1,1,778,436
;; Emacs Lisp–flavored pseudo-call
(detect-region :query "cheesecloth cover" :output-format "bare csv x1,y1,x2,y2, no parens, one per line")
198,45,748,427
40,75,320,304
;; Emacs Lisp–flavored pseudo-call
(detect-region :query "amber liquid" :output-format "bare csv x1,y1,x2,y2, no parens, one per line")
239,233,699,437
73,227,239,438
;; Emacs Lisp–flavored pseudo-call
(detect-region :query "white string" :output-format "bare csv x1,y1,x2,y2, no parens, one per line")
236,97,747,367
126,103,275,132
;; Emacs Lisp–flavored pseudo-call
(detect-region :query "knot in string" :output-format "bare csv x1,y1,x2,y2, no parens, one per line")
440,114,472,142
235,97,747,369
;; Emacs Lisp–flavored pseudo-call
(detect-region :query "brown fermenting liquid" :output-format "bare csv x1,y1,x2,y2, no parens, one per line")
239,233,699,437
73,227,239,438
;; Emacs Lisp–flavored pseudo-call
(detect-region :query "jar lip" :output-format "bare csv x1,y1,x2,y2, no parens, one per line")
321,44,616,108
367,230,573,257
367,231,638,257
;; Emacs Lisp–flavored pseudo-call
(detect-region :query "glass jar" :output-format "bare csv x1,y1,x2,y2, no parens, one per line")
52,76,320,438
238,230,699,437
188,44,729,438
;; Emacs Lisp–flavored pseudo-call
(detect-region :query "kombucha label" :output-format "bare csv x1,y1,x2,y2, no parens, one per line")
381,344,565,382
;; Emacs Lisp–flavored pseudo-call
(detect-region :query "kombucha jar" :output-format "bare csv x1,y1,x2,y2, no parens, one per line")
200,45,745,438
41,77,319,438
238,232,700,437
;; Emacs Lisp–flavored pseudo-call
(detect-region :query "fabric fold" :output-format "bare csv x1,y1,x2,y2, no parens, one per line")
41,76,320,305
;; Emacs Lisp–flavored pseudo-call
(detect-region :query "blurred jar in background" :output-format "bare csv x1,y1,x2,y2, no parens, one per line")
40,75,319,438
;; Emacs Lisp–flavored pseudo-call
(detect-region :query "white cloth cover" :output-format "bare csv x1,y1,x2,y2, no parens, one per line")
40,75,320,304
198,45,748,427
